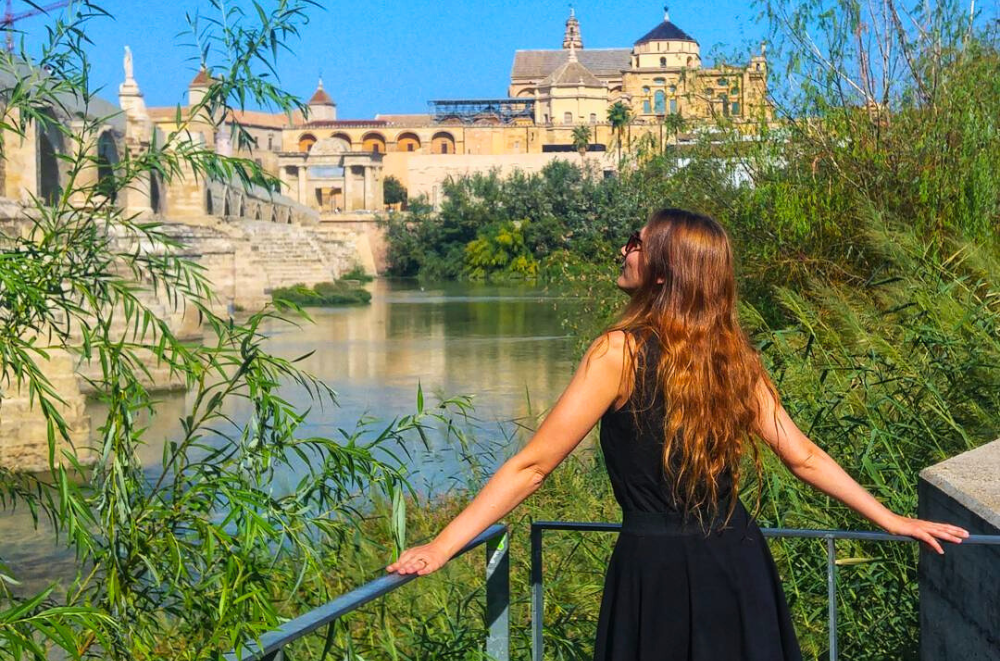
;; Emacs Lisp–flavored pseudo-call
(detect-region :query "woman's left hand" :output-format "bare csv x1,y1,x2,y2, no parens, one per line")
387,542,451,576
882,514,969,555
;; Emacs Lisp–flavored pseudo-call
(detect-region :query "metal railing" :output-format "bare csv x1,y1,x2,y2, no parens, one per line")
224,518,999,661
225,524,510,661
530,521,1000,661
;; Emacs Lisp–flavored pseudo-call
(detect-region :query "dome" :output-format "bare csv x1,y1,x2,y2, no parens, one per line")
634,9,698,45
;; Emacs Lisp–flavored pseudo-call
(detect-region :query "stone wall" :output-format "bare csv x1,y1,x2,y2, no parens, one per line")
918,438,1000,660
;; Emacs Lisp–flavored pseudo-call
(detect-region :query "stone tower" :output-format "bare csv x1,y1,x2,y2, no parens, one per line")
307,77,337,122
562,7,583,50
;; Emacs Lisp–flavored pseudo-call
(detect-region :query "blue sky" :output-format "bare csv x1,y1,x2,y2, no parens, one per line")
13,1,773,117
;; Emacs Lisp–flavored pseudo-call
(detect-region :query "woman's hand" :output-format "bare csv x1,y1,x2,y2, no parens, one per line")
387,541,451,576
881,514,969,554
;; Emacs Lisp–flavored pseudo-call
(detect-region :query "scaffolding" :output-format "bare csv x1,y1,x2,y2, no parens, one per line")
428,98,535,125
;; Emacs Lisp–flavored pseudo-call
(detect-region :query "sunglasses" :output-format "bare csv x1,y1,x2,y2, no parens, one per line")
624,231,642,256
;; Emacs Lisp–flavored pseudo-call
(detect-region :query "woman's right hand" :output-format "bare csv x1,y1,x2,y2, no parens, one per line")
881,514,969,554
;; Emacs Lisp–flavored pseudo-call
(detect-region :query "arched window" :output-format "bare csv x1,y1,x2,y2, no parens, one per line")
653,77,666,86
669,98,678,114
669,84,677,94
686,56,693,67
563,111,573,124
590,113,597,124
96,131,118,202
37,109,63,205
731,101,741,115
642,86,650,94
654,90,666,114
643,99,651,114
298,133,317,152
718,77,728,86
362,132,387,153
659,56,666,67
431,131,456,154
396,132,421,152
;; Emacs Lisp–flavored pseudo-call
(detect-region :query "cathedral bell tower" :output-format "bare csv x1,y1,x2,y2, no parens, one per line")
562,7,583,49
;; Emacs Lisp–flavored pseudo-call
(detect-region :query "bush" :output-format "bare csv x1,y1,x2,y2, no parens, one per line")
273,281,372,306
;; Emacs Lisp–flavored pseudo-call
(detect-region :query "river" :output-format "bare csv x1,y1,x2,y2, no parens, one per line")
0,279,587,589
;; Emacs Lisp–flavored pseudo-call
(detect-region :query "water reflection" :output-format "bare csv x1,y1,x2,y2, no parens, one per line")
0,279,582,586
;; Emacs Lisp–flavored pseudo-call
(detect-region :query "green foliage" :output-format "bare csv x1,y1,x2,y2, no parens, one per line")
463,220,538,280
748,223,1000,658
0,2,436,659
272,280,372,306
570,125,591,156
383,175,408,206
340,264,375,283
385,161,639,281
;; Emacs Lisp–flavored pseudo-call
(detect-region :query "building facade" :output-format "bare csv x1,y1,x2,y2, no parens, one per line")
146,8,771,212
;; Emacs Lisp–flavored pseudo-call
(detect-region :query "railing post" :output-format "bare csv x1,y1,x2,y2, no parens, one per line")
531,524,544,661
485,529,510,661
827,535,838,661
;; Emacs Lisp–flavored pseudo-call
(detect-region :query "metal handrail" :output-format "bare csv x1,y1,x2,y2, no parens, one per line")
529,521,1000,661
226,523,510,661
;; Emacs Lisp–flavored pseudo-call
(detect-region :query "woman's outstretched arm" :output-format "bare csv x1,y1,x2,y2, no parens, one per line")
754,381,969,554
387,331,629,576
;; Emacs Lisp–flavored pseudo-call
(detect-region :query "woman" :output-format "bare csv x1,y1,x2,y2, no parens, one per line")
388,208,969,660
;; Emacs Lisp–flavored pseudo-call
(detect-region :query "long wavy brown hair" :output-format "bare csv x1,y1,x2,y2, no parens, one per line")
610,208,778,528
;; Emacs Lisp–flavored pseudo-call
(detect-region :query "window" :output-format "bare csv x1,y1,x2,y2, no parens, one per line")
717,77,727,86
720,95,730,117
669,98,678,114
654,90,666,114
669,84,677,94
564,111,573,124
731,102,741,115
407,143,414,152
544,113,549,123
643,86,650,94
441,143,449,154
660,56,666,67
643,99,651,114
653,77,666,86
590,113,597,124
267,134,274,150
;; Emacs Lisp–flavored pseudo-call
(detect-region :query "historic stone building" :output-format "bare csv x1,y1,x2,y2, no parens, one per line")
509,8,769,126
220,8,772,208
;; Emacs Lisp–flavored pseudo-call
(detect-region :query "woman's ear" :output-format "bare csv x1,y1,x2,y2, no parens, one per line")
655,276,665,284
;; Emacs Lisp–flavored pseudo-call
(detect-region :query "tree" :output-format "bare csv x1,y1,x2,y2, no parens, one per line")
662,111,687,150
383,174,408,207
606,101,633,162
571,125,592,158
0,2,463,658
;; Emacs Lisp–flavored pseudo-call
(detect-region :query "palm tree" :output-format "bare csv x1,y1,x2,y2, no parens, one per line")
571,125,592,158
606,101,633,162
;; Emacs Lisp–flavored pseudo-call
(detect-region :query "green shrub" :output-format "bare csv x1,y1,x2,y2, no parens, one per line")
273,281,371,307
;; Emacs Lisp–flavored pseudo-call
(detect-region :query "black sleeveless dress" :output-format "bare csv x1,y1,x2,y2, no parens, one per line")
593,337,803,660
